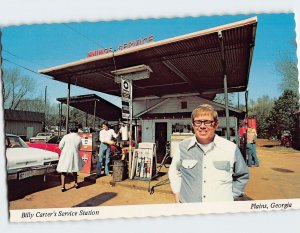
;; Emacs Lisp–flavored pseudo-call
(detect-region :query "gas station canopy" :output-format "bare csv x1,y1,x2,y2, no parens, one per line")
56,94,121,121
40,17,257,99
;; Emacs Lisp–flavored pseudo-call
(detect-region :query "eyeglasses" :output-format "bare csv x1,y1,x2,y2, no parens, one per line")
193,120,215,127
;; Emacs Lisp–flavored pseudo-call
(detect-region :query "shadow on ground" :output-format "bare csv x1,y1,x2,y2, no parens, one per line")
7,172,80,201
272,168,294,173
261,145,277,148
235,195,253,201
261,144,299,151
73,192,117,207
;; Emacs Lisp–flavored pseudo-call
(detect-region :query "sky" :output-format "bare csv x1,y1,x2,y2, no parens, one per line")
1,13,298,107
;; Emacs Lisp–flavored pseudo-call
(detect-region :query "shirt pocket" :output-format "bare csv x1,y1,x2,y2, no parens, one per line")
212,161,231,182
213,161,231,172
181,159,198,169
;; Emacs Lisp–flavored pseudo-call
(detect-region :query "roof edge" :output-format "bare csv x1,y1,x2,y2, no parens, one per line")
39,16,258,75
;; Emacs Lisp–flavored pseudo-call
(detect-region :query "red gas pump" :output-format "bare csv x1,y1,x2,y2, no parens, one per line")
78,131,99,174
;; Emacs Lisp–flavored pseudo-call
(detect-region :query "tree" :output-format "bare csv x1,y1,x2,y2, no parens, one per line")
267,90,299,139
214,93,235,106
275,52,299,95
69,107,85,125
3,68,36,109
248,95,275,138
17,98,45,112
69,107,102,129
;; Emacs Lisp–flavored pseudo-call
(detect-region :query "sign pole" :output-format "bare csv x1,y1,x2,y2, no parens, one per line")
129,80,133,178
112,65,152,180
121,78,133,177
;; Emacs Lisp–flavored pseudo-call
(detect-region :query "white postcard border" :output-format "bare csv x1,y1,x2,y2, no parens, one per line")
10,199,300,222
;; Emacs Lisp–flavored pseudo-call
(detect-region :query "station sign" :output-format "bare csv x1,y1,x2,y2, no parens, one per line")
121,78,132,120
88,35,153,58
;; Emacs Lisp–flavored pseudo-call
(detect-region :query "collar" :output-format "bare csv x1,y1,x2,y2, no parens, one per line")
187,134,222,150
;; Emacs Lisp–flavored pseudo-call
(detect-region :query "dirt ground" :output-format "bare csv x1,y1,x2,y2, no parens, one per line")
245,139,300,200
7,139,300,210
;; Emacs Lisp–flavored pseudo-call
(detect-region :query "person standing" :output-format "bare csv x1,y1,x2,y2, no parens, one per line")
246,127,259,167
168,104,249,203
57,127,83,192
96,121,119,178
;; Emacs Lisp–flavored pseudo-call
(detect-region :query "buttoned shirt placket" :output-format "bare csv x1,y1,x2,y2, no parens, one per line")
196,142,215,202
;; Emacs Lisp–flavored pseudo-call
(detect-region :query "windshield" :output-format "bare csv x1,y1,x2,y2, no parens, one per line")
6,135,29,148
37,133,52,137
47,136,61,144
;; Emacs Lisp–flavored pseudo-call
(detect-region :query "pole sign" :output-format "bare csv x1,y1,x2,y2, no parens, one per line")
121,78,132,120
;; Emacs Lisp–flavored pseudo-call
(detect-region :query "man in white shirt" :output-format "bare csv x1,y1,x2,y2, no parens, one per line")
96,121,119,178
168,104,249,203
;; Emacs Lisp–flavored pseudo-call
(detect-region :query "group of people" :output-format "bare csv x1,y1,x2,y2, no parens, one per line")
56,121,119,192
56,103,257,203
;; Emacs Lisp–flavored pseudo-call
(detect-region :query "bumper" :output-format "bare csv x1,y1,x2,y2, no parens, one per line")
7,162,58,181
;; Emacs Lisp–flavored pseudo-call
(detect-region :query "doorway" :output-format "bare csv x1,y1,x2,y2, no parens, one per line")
155,122,167,162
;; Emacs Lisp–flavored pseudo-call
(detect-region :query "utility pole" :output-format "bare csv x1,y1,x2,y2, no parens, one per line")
44,86,47,131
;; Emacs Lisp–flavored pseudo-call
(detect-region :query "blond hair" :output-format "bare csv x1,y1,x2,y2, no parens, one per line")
191,104,218,122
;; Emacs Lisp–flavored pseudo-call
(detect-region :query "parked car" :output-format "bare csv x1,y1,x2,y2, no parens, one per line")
27,135,62,155
29,132,54,143
5,134,59,181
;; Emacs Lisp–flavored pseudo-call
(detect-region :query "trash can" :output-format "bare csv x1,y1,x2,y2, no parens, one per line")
112,160,127,182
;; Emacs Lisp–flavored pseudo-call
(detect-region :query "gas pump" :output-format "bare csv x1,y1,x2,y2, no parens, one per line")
78,127,99,174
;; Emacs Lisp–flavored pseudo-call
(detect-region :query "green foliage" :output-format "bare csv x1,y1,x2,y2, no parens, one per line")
17,98,45,112
267,90,299,138
69,107,102,129
248,96,275,138
214,93,235,106
275,52,299,96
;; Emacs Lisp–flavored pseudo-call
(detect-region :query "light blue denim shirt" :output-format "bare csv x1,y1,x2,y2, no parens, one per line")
168,134,249,203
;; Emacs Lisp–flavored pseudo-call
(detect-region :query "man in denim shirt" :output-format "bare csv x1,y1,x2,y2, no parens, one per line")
169,104,249,203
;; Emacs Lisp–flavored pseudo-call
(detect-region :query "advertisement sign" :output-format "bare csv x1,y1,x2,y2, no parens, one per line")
79,151,93,174
121,78,132,120
87,35,154,57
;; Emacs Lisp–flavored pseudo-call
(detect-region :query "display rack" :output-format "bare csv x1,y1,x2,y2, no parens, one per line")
132,143,157,182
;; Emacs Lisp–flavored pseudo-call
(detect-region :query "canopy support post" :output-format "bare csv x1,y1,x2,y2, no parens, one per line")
93,100,97,129
66,81,71,133
59,103,62,136
245,90,249,118
218,31,230,141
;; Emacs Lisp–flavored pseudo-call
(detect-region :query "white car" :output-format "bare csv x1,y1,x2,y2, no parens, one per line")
29,132,54,143
5,134,59,181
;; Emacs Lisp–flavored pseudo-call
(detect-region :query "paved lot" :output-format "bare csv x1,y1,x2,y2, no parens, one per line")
7,139,300,210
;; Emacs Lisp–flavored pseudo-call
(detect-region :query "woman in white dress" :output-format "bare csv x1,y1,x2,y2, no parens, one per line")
57,127,83,192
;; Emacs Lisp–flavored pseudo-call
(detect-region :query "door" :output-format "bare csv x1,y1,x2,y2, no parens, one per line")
155,122,167,159
26,127,34,141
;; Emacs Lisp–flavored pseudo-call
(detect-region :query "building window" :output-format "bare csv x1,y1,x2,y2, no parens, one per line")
181,101,187,109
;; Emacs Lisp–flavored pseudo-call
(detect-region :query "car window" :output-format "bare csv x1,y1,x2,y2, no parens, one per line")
47,136,58,143
37,133,51,137
6,136,28,148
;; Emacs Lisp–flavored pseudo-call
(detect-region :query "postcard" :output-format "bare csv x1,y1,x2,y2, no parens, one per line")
0,0,300,230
